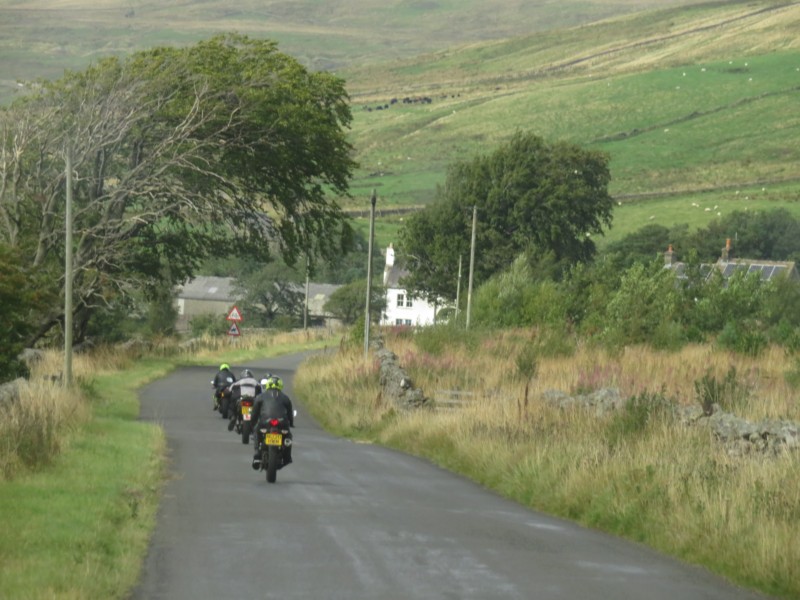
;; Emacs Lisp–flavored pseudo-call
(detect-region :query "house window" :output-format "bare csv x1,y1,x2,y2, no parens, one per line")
395,318,412,326
397,293,404,307
404,319,412,325
405,296,413,307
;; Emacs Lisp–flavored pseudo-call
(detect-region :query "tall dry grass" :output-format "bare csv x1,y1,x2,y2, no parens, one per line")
295,329,800,598
0,352,95,479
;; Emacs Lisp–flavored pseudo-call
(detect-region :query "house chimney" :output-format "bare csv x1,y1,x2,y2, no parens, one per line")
383,243,395,287
664,244,675,266
721,238,731,261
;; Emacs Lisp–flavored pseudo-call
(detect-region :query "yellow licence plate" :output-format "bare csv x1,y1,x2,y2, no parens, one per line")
264,433,283,446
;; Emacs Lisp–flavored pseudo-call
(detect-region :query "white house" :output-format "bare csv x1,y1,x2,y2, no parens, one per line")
380,244,438,326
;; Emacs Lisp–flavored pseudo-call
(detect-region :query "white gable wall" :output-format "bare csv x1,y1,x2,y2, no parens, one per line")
381,287,436,326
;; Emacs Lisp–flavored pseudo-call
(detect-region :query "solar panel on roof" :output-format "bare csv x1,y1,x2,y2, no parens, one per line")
722,264,737,277
762,266,776,280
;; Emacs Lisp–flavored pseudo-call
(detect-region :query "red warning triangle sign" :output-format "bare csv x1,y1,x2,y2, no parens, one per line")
226,305,243,321
227,323,241,337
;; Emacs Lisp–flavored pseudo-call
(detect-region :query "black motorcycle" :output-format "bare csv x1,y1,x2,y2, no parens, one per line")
229,397,255,445
210,378,234,419
255,416,293,483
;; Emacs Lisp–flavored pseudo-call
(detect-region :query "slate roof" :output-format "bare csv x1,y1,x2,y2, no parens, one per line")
177,276,240,302
715,259,797,281
665,258,798,282
383,263,410,289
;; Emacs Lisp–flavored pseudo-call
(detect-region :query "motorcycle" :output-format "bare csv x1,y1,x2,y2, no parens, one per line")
230,397,254,445
210,378,234,419
255,415,293,483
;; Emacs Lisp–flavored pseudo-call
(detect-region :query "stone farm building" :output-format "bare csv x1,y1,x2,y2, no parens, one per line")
175,275,342,332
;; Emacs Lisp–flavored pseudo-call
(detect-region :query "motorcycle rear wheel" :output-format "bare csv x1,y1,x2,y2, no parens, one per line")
267,446,279,483
241,422,251,445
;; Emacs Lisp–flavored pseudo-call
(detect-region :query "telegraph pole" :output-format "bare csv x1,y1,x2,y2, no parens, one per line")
455,254,462,322
465,205,477,330
64,147,74,387
364,189,377,358
303,255,310,330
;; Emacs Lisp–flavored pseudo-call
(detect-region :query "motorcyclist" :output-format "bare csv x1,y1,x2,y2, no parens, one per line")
227,369,262,431
251,376,294,469
212,363,236,411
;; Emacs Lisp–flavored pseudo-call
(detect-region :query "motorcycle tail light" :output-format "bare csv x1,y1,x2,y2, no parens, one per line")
242,400,253,407
269,418,280,427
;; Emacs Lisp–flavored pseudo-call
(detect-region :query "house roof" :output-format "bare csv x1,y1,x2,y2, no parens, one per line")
177,276,240,302
665,258,798,282
383,263,410,289
715,259,797,281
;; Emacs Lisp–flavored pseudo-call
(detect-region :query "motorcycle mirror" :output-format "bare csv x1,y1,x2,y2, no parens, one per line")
293,410,298,417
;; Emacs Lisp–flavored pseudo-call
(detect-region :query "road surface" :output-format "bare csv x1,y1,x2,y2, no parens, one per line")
132,353,770,600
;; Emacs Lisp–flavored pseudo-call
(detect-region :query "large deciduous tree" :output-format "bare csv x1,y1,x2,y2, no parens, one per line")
399,132,612,301
0,34,356,344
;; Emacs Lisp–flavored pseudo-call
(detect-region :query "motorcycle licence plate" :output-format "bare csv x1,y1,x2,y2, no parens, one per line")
264,433,283,446
243,407,252,421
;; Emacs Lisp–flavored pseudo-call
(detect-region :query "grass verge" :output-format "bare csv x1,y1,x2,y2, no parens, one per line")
0,360,170,599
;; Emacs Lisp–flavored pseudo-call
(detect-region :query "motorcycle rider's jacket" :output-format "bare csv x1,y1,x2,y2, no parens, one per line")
252,389,294,427
230,376,260,401
213,368,236,391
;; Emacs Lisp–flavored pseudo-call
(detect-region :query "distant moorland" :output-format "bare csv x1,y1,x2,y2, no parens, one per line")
4,0,800,248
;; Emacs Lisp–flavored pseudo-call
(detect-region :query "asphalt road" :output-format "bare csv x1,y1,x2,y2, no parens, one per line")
132,353,771,600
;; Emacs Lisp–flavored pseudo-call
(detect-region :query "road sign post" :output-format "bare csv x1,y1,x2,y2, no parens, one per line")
226,306,243,343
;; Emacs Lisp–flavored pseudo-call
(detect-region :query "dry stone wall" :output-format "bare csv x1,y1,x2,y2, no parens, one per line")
543,387,799,456
373,340,429,410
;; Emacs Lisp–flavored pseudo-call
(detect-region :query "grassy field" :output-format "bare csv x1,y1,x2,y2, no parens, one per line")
294,329,800,599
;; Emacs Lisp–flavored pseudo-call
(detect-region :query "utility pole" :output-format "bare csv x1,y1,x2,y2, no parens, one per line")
455,254,462,322
364,189,377,358
64,147,74,387
303,255,310,330
466,205,477,330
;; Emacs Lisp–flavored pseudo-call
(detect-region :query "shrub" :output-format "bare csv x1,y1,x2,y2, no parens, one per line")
189,313,229,337
694,367,751,415
473,256,567,328
716,320,767,357
605,389,672,449
413,323,482,356
603,262,680,346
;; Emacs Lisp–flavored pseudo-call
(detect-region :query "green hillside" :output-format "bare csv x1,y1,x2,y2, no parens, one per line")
344,1,800,214
4,0,800,249
0,0,691,104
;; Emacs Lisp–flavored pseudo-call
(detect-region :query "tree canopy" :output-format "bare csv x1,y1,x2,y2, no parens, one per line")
324,278,386,325
398,132,612,301
0,34,356,344
0,244,42,380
